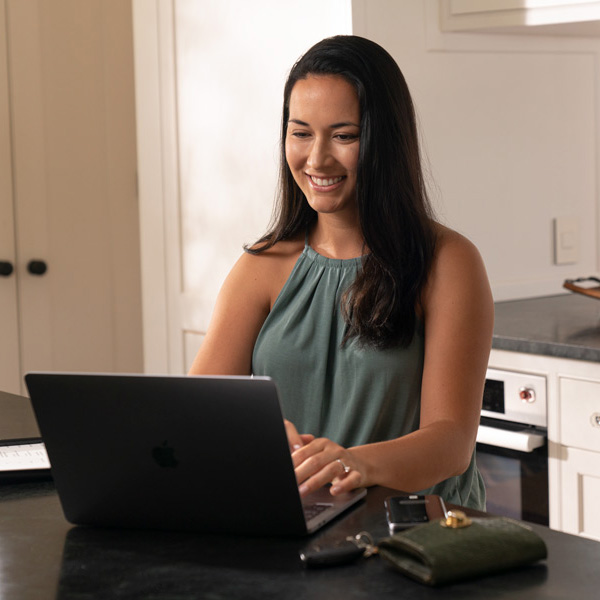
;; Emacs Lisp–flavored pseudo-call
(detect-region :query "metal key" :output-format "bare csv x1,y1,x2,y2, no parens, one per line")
352,531,378,557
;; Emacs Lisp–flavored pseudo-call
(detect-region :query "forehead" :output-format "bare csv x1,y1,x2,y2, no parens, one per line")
288,75,359,120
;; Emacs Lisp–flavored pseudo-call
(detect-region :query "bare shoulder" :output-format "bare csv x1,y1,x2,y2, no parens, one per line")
427,224,489,282
245,235,305,266
189,235,305,375
433,223,483,263
230,236,305,307
422,223,493,313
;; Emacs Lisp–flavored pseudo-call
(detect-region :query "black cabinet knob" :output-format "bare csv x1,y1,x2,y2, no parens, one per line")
27,260,48,276
0,261,14,276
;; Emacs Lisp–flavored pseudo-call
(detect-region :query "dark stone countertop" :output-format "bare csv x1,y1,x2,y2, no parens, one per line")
492,293,600,362
2,482,600,599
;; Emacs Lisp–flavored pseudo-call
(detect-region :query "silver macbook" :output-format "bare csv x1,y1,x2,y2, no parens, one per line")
24,373,365,535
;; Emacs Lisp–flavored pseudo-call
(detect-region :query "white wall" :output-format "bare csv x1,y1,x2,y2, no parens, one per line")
133,0,353,373
134,0,600,374
353,0,600,301
176,0,353,370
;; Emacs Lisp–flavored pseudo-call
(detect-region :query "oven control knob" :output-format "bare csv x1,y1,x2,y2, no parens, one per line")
519,387,536,403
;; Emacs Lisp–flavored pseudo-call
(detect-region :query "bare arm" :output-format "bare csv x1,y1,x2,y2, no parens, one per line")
292,230,494,496
188,239,303,376
188,252,271,376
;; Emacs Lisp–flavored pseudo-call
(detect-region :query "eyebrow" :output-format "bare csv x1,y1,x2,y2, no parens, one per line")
288,118,360,128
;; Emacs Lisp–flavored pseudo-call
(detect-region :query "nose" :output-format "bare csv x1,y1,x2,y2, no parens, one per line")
306,137,332,170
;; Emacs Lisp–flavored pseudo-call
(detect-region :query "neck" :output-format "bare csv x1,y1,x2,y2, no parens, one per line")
309,215,365,259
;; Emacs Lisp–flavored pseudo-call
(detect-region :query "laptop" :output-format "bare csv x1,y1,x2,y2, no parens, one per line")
24,373,366,535
0,389,51,481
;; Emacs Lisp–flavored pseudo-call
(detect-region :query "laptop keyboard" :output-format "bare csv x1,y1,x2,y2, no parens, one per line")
304,502,333,520
0,440,50,472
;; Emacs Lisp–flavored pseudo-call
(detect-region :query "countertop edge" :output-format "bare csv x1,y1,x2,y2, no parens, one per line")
492,335,600,363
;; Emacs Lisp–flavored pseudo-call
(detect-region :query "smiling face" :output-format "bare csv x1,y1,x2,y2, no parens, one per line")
285,75,360,220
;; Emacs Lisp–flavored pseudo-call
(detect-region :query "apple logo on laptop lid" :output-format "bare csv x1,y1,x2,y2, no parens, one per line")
152,441,179,468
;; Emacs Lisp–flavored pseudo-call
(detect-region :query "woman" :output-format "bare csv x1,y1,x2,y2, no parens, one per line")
189,35,494,509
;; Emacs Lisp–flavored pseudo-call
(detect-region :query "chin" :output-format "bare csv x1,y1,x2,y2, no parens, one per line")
306,197,355,216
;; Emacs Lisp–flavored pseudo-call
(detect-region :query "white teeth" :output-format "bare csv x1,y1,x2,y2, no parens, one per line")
310,175,343,186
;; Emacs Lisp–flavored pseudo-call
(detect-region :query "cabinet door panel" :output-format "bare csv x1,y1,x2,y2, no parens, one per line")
561,446,600,541
2,0,143,395
559,377,600,452
0,0,21,395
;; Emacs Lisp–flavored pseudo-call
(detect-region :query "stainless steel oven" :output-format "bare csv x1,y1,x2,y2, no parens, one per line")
476,368,548,525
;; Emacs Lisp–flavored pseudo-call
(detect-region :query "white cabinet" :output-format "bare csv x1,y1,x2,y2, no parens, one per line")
0,0,143,395
559,377,600,453
489,349,600,541
560,446,600,540
0,1,20,394
439,0,600,36
557,377,600,540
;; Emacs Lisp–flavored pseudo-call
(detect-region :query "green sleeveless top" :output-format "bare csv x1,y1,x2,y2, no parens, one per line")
252,242,485,510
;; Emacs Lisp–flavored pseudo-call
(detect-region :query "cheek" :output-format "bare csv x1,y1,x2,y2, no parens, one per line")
344,147,360,173
285,139,306,175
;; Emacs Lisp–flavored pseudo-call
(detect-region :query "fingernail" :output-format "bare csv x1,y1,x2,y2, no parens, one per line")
293,444,302,451
298,484,309,496
330,485,341,495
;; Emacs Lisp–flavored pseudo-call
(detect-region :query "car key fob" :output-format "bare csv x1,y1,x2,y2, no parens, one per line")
299,531,377,568
300,539,365,567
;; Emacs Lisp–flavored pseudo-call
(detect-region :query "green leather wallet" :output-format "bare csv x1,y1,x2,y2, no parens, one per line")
378,512,547,586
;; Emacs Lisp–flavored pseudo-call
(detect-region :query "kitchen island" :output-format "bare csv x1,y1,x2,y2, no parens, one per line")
1,480,599,599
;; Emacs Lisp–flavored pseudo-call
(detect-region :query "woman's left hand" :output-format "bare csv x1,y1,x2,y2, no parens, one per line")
291,437,364,497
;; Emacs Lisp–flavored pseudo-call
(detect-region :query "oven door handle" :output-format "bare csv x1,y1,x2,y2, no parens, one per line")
476,425,545,453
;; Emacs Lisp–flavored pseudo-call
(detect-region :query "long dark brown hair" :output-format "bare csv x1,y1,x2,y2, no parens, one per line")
247,35,436,349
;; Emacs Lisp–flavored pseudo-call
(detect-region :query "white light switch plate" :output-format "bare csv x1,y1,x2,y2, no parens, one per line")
554,216,578,265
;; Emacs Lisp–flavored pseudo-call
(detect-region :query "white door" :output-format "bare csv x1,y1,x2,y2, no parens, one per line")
133,0,352,375
0,0,21,394
1,0,143,396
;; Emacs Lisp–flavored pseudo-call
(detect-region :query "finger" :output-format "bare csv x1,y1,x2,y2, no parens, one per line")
293,440,353,482
296,449,354,495
284,419,304,451
296,447,363,497
291,437,329,471
298,459,347,497
330,470,362,496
